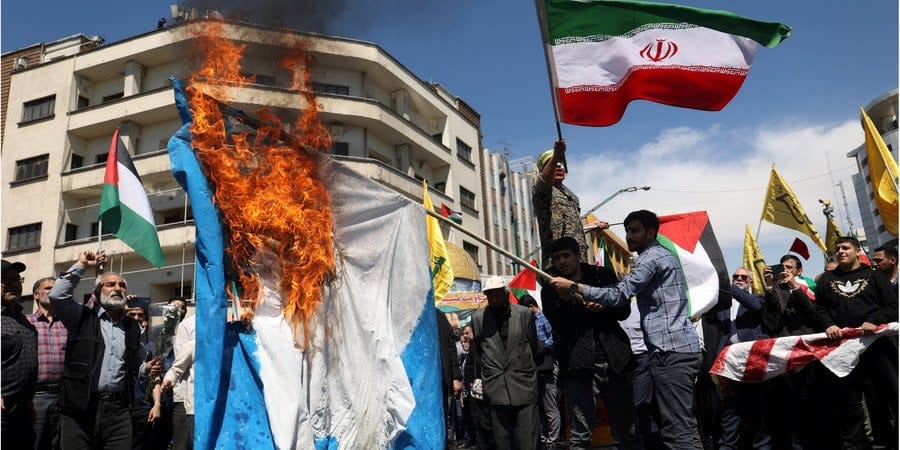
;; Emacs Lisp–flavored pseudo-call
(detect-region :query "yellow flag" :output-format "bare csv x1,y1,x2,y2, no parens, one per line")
824,214,843,254
742,225,766,294
861,108,899,237
423,180,453,303
760,165,827,252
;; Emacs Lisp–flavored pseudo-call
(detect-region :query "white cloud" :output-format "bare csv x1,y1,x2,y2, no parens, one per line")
565,118,865,274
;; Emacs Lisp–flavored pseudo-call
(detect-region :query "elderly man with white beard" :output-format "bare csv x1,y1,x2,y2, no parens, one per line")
49,250,162,449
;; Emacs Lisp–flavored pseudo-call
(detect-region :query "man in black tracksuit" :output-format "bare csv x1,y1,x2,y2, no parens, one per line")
815,236,898,449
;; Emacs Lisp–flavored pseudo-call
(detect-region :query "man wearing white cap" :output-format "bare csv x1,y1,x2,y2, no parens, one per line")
469,276,541,450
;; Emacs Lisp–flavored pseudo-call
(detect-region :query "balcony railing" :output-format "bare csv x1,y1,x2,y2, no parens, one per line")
57,186,193,246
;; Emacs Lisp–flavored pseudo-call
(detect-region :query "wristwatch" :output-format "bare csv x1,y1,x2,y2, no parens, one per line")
568,283,579,296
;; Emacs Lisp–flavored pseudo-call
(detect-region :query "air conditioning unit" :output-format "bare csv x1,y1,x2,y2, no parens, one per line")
13,57,27,71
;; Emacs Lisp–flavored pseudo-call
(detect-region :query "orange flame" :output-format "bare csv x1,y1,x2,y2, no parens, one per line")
186,21,335,346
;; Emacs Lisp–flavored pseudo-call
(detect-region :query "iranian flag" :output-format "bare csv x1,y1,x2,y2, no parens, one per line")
100,128,165,267
539,0,790,126
657,211,730,318
508,260,540,305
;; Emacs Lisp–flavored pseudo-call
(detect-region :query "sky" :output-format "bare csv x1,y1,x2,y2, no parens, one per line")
3,0,898,275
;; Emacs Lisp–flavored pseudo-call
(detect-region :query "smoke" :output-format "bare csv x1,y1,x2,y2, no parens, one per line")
174,0,454,38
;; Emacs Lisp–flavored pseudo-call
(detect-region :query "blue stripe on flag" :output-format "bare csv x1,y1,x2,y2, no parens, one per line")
393,287,445,450
168,78,274,450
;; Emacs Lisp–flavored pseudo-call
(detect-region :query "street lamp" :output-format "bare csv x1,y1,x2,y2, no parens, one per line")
581,185,651,220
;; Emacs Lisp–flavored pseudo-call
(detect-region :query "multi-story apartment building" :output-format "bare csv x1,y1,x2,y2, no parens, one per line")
1,19,487,304
480,149,539,275
846,89,898,249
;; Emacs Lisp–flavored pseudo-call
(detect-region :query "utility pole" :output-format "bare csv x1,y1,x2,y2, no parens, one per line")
836,180,855,233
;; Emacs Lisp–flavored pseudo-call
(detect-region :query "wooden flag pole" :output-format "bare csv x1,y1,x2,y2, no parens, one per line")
425,209,553,281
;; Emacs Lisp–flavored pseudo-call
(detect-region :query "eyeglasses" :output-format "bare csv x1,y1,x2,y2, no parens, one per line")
732,274,749,281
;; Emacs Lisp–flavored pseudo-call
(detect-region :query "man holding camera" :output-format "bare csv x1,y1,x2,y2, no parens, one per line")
761,254,821,448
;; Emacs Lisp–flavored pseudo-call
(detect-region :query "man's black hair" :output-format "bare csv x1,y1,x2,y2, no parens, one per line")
550,236,580,255
780,254,803,270
623,210,659,232
835,235,861,249
874,245,898,260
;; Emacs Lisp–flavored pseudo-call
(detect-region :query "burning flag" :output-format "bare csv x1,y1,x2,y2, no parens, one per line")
167,22,442,450
657,211,730,318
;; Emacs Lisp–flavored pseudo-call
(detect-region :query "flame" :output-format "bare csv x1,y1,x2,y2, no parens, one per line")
186,21,335,346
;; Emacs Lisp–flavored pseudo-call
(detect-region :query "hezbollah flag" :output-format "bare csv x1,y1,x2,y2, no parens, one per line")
742,225,766,295
538,0,790,126
99,128,165,267
760,165,827,252
825,214,843,254
657,211,730,318
861,108,899,236
424,180,453,303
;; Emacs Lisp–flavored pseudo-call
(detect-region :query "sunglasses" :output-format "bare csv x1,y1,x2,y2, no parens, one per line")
732,274,749,281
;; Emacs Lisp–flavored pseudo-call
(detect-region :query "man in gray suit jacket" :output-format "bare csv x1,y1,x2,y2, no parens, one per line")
471,276,541,450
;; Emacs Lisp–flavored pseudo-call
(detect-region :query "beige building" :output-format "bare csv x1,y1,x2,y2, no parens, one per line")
480,149,539,275
1,19,487,304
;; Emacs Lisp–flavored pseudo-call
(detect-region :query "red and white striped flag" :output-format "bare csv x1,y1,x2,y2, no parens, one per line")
710,323,898,382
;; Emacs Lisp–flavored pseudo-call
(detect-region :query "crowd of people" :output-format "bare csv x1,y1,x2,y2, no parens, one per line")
2,251,196,449
438,141,898,450
2,138,898,450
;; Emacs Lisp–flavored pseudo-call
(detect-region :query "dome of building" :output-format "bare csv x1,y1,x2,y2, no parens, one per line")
446,242,479,280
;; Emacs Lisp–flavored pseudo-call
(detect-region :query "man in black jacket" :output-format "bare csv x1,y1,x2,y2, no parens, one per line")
1,259,37,449
50,250,160,449
815,236,898,449
541,237,639,449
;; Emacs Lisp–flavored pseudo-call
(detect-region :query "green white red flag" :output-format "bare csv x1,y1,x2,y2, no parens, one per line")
99,128,165,267
657,211,730,318
538,0,790,126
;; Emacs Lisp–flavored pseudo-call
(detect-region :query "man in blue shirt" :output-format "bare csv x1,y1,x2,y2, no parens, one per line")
550,210,702,448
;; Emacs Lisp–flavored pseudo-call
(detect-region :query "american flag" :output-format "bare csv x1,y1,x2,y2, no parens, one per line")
710,323,898,382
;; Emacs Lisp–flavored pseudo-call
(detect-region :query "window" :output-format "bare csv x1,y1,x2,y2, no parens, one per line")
65,224,78,242
95,153,108,165
463,241,479,265
14,154,49,181
22,95,55,122
459,186,476,211
102,92,123,103
311,83,349,95
7,223,41,251
456,139,473,163
434,182,446,193
330,142,349,156
70,154,84,169
77,96,90,109
90,222,100,237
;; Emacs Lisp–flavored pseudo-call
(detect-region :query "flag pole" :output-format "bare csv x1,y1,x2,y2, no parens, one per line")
426,209,553,281
534,0,570,168
97,218,105,273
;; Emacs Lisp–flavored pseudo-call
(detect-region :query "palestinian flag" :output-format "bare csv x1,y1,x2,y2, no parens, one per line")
508,260,540,305
100,128,165,267
440,204,463,224
657,211,730,318
538,0,790,126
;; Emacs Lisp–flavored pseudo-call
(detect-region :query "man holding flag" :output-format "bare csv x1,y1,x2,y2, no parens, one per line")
549,210,702,448
814,236,898,448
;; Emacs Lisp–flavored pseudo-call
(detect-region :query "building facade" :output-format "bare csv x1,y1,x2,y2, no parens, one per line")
2,19,487,303
846,89,898,249
480,149,539,275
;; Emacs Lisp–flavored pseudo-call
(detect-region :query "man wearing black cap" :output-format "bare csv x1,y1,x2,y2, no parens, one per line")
1,259,38,448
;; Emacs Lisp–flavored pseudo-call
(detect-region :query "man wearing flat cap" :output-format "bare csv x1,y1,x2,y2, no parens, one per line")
1,259,38,448
469,276,541,450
